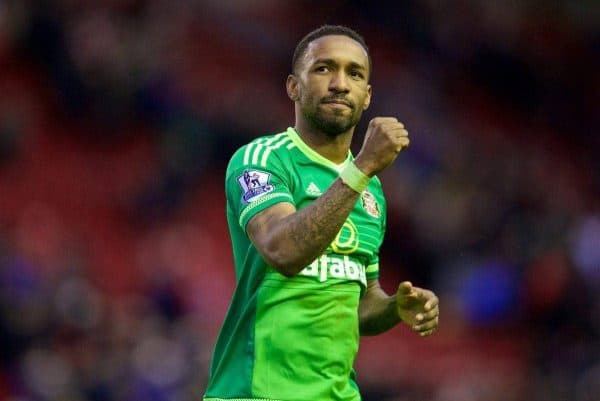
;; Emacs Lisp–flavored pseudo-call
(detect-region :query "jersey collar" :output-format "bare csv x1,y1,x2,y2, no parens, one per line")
286,127,352,173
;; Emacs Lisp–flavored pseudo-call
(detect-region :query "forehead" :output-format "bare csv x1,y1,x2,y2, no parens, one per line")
302,35,369,70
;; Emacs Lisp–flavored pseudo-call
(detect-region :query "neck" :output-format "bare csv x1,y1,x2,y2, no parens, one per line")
294,117,354,165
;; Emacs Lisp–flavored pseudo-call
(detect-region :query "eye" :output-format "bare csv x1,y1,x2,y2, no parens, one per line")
315,65,330,73
350,70,364,79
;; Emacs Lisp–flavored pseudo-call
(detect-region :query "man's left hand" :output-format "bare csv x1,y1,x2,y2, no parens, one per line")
396,281,439,337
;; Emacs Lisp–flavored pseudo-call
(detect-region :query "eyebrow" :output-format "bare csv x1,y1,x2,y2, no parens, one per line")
313,58,367,71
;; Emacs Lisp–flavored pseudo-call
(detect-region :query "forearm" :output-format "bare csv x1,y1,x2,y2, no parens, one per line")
262,179,361,275
359,286,401,336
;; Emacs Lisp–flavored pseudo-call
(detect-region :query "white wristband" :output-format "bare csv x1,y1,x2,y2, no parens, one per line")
339,162,370,193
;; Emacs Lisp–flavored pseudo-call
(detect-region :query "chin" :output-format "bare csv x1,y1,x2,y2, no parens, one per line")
321,121,353,137
304,109,356,136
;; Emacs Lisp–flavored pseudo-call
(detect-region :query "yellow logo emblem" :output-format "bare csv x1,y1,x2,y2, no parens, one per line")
331,219,359,254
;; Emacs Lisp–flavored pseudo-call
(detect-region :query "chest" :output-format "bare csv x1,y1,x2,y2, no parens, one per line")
288,164,385,258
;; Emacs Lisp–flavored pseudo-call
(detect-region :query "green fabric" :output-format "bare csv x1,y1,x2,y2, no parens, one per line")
205,128,387,401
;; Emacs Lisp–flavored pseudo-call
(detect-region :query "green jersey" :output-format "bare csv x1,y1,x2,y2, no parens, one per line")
205,127,387,401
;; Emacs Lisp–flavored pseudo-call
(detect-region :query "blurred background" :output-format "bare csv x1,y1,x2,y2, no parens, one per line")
0,1,598,400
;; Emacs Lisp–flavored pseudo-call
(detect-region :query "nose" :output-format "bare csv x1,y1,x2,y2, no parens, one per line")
328,70,350,93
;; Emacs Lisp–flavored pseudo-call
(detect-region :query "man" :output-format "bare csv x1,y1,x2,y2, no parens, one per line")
204,25,439,401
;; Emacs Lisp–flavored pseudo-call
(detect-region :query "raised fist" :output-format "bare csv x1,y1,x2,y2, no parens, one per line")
354,117,409,177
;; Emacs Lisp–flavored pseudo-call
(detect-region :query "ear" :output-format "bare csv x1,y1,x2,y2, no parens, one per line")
363,84,372,110
286,74,299,102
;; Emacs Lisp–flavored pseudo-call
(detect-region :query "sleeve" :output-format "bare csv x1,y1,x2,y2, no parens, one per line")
226,145,295,232
365,257,380,281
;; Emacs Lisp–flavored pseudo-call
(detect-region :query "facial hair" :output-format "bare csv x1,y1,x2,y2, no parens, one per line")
301,94,364,137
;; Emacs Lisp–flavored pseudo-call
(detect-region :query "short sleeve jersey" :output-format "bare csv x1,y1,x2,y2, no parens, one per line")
204,127,387,401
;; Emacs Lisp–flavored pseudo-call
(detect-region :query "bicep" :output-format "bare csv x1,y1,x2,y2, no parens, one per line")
246,201,296,255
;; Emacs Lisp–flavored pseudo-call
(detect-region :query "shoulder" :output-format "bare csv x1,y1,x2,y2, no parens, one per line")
367,174,387,209
365,174,384,197
226,130,293,176
370,175,383,188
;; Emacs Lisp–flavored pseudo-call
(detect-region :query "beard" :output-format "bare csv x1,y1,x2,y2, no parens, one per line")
300,96,363,137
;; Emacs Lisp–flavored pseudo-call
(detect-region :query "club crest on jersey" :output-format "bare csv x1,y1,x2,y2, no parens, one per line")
361,190,380,218
238,169,274,203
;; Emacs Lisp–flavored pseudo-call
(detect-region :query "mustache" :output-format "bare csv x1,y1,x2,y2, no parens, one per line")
321,96,354,108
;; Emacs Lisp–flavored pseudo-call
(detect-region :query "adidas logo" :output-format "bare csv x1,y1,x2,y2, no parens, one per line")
306,182,322,196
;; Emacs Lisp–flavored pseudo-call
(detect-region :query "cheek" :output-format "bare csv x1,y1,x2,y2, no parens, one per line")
301,78,327,97
357,89,371,109
299,87,318,105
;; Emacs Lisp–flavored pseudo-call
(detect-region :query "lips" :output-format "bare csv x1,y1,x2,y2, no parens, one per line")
322,98,353,108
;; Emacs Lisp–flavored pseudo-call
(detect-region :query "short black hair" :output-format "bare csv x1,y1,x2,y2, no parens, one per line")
292,25,371,75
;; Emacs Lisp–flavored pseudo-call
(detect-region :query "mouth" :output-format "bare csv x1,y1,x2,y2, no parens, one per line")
321,99,353,109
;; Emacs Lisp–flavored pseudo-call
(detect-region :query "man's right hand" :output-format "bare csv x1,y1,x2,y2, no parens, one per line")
353,117,409,177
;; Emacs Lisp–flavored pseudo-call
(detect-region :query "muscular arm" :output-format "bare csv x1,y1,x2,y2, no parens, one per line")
247,117,410,276
358,279,401,336
247,178,361,276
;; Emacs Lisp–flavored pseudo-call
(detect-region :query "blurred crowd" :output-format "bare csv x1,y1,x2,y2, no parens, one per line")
0,1,598,401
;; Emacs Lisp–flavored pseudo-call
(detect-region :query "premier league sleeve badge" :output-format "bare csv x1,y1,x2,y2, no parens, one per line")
238,169,275,203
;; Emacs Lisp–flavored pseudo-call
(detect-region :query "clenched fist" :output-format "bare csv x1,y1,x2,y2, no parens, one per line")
353,117,409,177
